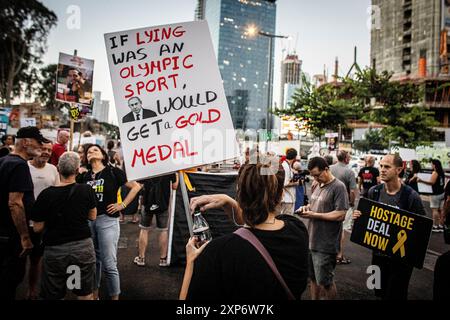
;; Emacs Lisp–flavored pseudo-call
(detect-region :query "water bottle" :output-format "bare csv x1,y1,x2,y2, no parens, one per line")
192,208,212,246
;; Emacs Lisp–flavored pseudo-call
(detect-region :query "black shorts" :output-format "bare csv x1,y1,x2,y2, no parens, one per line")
139,209,169,230
41,238,96,299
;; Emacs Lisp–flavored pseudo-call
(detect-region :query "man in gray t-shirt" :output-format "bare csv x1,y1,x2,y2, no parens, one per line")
330,150,357,265
330,151,357,204
297,157,349,300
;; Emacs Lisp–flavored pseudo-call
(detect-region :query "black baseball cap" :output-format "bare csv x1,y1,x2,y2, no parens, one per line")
16,126,51,144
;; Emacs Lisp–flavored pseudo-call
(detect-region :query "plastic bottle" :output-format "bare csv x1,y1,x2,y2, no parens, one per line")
192,208,212,246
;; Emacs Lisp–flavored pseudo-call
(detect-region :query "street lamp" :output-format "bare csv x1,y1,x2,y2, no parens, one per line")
246,25,288,150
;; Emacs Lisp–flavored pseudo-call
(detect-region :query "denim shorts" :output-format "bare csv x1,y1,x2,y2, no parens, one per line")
308,250,336,288
430,193,445,209
40,238,95,299
139,209,169,230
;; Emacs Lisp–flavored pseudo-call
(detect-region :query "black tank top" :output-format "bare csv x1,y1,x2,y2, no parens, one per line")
432,173,445,195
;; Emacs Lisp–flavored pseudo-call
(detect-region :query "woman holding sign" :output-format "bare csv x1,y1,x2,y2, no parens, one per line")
77,144,141,300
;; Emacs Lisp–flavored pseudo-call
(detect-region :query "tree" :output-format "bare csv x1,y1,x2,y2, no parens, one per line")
278,68,438,148
347,68,438,148
0,0,57,106
353,128,388,152
100,121,120,139
275,73,360,139
36,64,66,114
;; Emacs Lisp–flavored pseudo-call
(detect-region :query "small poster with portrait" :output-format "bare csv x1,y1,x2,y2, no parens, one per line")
55,52,94,106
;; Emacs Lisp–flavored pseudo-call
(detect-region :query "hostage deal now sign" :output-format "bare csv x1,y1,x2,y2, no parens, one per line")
350,198,433,268
105,21,238,181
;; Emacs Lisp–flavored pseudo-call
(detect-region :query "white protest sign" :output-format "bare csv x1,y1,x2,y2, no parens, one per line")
417,172,433,194
398,148,417,161
20,118,36,128
325,132,338,138
105,21,238,181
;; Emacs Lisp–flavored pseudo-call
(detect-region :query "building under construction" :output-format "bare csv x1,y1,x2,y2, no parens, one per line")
279,54,302,109
371,0,450,145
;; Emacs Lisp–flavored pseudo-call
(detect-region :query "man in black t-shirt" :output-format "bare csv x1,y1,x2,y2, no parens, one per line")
358,156,380,198
0,126,50,300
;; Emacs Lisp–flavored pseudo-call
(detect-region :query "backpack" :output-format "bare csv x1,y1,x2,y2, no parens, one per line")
368,184,414,212
142,177,172,214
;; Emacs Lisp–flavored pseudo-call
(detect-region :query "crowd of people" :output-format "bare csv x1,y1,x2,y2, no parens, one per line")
1,127,449,300
181,148,450,300
0,127,143,300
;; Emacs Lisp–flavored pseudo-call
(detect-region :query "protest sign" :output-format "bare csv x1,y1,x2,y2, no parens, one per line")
105,21,238,181
56,52,94,106
0,108,10,139
325,132,338,138
417,172,433,194
350,198,433,268
20,118,36,127
68,103,92,121
8,107,20,129
398,148,417,161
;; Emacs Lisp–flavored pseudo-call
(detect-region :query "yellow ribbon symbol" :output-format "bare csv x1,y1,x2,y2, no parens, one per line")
392,230,407,258
181,170,195,192
70,106,80,121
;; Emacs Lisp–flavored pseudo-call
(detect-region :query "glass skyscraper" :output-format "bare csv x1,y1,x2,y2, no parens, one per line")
196,0,277,130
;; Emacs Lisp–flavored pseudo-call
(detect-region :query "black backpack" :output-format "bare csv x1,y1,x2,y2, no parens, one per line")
368,184,414,212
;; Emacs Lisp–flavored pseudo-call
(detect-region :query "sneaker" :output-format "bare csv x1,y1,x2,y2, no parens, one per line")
438,225,445,232
133,256,145,266
159,257,169,267
432,225,440,233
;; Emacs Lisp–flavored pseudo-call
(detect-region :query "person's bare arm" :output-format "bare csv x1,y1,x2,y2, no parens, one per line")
33,222,45,233
88,207,97,221
9,192,33,255
353,209,362,220
179,237,209,300
349,189,356,207
106,181,142,215
179,260,194,300
418,172,438,185
122,181,142,206
172,174,179,190
299,209,346,221
285,181,300,187
190,194,244,225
